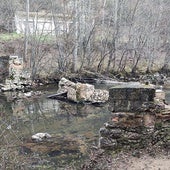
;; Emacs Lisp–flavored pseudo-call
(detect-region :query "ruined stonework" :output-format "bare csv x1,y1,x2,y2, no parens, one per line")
99,112,170,150
0,56,10,84
56,77,109,103
100,85,169,151
109,84,155,112
0,56,31,91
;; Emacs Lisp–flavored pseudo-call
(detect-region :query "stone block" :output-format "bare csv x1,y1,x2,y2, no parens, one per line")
56,78,109,103
76,83,94,102
155,90,165,101
92,89,109,103
109,84,155,112
0,56,9,83
67,87,77,102
58,77,76,90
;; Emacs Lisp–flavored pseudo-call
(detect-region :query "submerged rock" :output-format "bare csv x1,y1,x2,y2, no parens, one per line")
21,135,87,159
31,133,52,142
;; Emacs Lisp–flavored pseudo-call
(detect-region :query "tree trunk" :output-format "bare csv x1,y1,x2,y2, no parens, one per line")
24,0,29,67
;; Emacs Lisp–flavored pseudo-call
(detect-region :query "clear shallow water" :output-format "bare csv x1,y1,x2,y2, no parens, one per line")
165,88,170,104
0,84,170,169
0,84,111,169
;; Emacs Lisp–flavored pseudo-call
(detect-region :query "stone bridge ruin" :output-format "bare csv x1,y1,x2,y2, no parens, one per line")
99,83,170,151
0,56,9,84
0,56,31,91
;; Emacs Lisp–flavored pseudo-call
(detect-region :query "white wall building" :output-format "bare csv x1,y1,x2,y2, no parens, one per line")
15,11,72,35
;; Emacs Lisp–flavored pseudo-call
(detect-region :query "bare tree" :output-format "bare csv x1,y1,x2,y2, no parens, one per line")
0,0,18,32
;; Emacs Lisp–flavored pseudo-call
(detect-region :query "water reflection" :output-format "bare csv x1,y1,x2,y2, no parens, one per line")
0,86,170,169
0,86,111,168
165,88,170,104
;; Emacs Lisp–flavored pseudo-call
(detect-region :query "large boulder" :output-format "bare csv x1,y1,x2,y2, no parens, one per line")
76,82,95,102
57,77,76,94
57,78,77,102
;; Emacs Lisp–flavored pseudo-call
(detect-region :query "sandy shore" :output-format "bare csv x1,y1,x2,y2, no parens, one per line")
82,148,170,170
111,153,170,170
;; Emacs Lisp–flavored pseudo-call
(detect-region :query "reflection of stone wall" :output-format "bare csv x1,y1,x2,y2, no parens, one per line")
0,56,10,83
0,93,12,114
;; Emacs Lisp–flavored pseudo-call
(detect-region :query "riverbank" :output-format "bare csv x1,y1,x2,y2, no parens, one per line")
0,75,169,169
82,146,170,170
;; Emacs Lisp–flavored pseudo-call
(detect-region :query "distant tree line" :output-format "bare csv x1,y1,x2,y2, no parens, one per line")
0,0,170,79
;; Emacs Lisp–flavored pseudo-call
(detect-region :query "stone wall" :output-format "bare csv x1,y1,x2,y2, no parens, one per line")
0,56,31,91
99,112,170,150
0,56,10,83
99,84,169,151
109,84,155,112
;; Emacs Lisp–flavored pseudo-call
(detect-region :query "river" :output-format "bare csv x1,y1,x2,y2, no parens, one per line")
0,84,111,169
0,84,169,169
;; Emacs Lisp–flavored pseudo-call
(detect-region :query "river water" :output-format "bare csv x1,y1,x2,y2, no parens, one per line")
0,84,112,169
0,84,170,169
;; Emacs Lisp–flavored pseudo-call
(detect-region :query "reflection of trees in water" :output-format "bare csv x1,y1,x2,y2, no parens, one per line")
0,92,110,142
0,95,13,117
12,99,60,134
0,93,112,169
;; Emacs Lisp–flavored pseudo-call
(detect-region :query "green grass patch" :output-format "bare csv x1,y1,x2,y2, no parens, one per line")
29,34,56,43
0,32,56,44
0,32,23,41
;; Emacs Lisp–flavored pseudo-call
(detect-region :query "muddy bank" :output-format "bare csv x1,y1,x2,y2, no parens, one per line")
19,134,87,168
81,83,170,170
82,147,170,170
82,113,170,170
81,112,169,170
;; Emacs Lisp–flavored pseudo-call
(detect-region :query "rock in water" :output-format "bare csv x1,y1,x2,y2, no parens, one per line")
55,77,109,103
31,133,51,142
76,82,95,102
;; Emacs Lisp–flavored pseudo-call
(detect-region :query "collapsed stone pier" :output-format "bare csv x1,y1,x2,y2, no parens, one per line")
48,77,109,104
0,56,9,84
109,84,156,112
99,83,170,150
99,112,170,150
0,56,31,91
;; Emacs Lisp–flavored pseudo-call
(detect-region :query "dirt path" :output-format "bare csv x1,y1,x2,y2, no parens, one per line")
82,148,170,170
108,148,170,170
112,154,170,170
